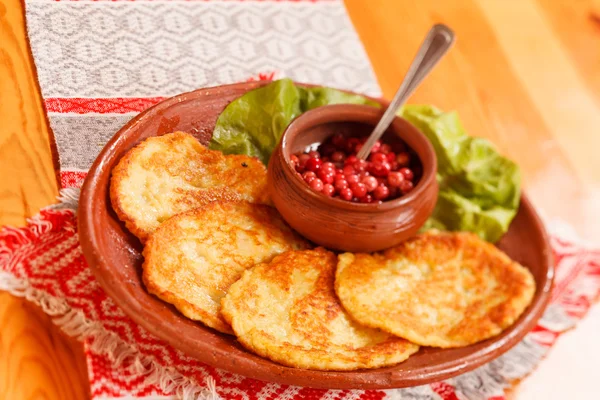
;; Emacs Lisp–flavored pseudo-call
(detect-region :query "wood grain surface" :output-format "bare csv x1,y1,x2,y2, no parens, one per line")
0,0,90,399
0,0,599,399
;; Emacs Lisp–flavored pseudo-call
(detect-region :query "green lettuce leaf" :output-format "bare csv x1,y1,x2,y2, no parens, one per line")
210,78,377,164
400,105,521,242
210,79,520,242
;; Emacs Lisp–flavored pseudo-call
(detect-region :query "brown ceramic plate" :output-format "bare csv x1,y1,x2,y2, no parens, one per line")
79,81,554,389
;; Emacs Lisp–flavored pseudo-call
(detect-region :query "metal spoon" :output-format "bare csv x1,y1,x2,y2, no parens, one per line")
356,24,455,160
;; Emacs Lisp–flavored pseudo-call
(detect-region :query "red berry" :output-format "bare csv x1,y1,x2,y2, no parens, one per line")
345,155,358,165
355,143,363,153
359,194,373,203
362,175,378,192
331,133,346,147
334,172,345,181
298,153,311,168
353,159,368,172
334,178,348,191
318,170,335,184
346,138,360,153
396,152,410,167
399,167,414,181
290,154,299,169
386,152,396,163
380,143,392,154
310,178,324,192
369,152,387,164
369,161,392,177
373,185,390,200
388,186,399,199
371,140,382,153
331,151,345,163
309,150,320,159
399,180,414,194
389,161,399,171
350,182,367,198
346,174,360,185
321,161,336,170
339,187,353,201
342,164,355,176
322,183,335,197
357,170,370,179
322,157,330,162
302,171,316,183
387,171,404,187
305,157,322,172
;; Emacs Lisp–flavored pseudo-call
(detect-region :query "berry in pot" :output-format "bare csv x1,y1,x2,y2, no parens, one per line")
350,182,367,198
373,185,390,200
399,167,414,181
310,178,324,192
362,175,379,192
290,134,420,202
302,171,317,184
339,187,353,201
387,171,404,187
322,183,335,197
305,157,322,172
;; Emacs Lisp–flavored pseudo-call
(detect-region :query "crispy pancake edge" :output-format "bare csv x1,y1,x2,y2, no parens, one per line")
142,201,309,335
110,131,270,243
221,248,420,371
335,231,537,348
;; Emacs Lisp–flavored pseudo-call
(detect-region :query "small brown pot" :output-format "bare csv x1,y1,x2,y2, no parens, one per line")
268,104,439,252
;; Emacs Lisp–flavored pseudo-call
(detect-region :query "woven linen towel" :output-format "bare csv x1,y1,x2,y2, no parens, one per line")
1,0,597,399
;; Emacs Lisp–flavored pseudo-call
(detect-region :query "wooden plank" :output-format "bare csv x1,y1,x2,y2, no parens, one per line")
479,0,600,186
0,0,90,398
0,293,90,400
0,0,58,225
536,0,600,104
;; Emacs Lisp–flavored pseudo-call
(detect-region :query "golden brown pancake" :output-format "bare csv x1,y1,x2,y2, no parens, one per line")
335,231,536,348
221,248,419,370
142,201,309,334
110,131,270,242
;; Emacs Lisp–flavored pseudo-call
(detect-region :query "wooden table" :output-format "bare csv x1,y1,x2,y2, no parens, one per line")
1,0,599,398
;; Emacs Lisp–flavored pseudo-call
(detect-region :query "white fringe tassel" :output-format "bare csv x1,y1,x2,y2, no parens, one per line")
52,187,81,212
0,271,221,400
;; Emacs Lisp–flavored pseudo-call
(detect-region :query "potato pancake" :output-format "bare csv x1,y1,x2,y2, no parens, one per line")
335,231,536,348
110,131,270,242
143,201,309,334
221,248,419,370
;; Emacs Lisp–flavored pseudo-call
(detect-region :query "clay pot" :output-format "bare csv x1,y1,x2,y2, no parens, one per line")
268,104,438,252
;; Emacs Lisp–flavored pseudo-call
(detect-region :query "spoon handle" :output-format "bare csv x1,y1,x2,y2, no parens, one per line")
356,24,455,160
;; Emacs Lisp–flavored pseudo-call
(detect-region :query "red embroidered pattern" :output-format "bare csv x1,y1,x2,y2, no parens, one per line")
45,71,280,115
60,170,88,188
45,98,165,114
1,207,599,399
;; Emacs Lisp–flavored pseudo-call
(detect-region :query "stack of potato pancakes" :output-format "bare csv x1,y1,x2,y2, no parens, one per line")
110,132,535,371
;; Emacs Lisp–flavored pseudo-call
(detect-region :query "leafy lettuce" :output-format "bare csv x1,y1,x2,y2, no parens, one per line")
210,80,520,242
210,78,378,164
401,105,520,242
